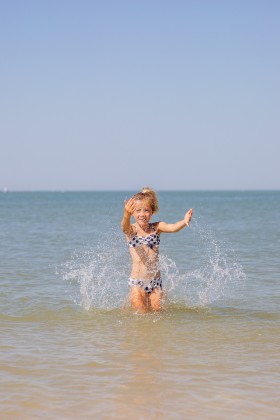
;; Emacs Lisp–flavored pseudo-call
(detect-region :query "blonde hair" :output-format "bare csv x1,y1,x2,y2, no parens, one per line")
132,186,159,213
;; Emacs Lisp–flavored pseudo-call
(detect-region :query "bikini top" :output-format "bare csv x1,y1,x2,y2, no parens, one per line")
127,224,160,249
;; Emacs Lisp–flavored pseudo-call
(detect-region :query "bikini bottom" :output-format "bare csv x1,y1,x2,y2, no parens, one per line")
128,277,162,294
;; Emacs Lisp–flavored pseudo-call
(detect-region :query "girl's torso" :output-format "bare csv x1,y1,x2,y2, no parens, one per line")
126,223,160,280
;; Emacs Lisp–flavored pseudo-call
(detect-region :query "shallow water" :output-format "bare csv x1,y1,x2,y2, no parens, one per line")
1,191,279,418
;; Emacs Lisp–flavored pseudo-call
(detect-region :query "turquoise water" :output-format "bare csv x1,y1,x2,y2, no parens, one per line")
1,191,279,418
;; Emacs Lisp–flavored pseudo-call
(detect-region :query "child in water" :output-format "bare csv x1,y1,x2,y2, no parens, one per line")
121,187,193,312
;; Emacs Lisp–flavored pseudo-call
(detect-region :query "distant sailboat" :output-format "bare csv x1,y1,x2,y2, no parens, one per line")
3,187,8,193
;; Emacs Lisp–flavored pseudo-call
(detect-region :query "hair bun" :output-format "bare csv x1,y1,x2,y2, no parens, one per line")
141,187,153,194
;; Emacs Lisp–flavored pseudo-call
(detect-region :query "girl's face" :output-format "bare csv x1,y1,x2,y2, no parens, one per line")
133,199,153,227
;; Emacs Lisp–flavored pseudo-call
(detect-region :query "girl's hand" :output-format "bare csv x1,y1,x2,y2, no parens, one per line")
184,208,193,226
124,198,135,216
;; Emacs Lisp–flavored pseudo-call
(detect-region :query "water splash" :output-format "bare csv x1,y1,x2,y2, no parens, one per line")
60,223,246,311
61,232,129,310
176,221,246,307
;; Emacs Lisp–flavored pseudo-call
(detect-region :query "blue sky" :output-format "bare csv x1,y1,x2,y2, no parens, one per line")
1,0,279,191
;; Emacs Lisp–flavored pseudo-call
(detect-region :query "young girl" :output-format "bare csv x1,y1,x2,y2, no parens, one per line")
121,187,193,313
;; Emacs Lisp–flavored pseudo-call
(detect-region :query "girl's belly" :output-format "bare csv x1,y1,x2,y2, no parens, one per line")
129,246,160,280
130,262,160,280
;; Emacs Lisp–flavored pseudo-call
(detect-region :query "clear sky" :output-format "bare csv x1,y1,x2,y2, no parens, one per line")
1,0,279,191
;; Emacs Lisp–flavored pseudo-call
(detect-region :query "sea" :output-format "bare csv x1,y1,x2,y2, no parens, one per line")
0,191,279,419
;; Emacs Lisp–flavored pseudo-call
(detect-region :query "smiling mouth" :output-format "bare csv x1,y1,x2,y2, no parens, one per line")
138,218,148,225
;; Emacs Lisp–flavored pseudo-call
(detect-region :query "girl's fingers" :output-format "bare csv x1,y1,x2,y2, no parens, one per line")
124,198,135,214
124,198,133,206
185,208,193,225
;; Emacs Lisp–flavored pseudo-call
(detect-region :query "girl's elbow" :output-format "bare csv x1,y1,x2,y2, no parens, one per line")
121,224,130,235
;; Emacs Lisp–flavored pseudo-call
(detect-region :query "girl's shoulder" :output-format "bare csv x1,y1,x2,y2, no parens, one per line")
151,221,161,232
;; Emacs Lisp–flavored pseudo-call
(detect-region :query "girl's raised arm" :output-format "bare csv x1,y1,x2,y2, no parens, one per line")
121,198,136,234
158,209,193,233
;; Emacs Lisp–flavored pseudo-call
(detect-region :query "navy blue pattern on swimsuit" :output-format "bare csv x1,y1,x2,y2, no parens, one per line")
128,277,162,293
127,224,160,249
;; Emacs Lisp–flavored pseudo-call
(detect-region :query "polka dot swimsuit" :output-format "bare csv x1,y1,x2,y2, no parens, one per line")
127,224,160,249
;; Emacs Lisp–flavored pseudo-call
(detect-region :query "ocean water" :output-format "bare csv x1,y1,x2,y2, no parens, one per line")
0,191,279,419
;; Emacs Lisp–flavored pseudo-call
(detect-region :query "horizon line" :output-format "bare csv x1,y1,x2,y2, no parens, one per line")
1,188,280,193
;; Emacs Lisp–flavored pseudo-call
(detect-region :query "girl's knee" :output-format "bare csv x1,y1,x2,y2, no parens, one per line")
130,286,146,308
150,290,163,310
